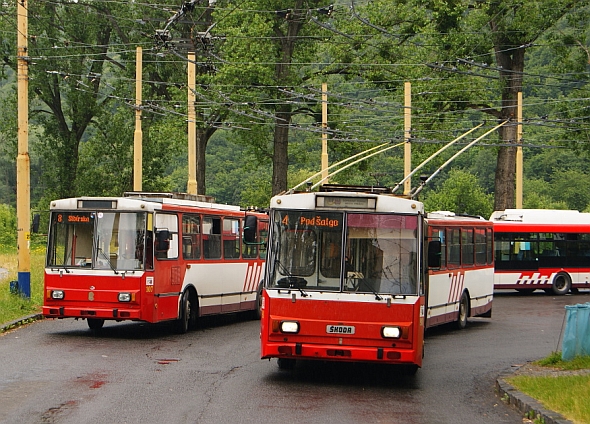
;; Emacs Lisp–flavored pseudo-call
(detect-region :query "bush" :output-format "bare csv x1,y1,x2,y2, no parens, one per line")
0,204,17,246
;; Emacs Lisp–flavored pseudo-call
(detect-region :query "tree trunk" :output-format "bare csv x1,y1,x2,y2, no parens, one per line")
272,104,292,195
269,1,305,195
196,125,207,196
492,33,525,211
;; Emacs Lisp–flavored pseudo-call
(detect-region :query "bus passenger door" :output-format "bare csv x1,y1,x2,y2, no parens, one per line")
153,213,183,322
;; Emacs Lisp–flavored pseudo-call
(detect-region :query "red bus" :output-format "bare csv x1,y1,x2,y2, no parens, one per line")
491,208,590,295
43,192,268,332
425,211,494,328
257,185,494,373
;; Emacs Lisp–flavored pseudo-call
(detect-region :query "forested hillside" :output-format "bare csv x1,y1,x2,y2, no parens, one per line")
0,0,589,218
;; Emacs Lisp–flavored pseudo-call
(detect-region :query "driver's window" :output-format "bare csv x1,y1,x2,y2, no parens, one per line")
155,213,179,259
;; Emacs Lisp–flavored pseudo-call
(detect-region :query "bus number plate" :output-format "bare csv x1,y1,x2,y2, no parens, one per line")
326,325,355,334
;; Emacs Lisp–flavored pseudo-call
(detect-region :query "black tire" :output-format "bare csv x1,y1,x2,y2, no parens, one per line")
277,358,296,370
551,273,571,296
175,291,197,334
87,318,104,330
456,292,469,330
403,364,419,376
255,282,263,320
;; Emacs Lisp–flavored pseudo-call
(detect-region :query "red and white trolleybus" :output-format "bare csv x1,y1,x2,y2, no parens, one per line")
257,185,494,372
491,208,590,295
43,192,268,332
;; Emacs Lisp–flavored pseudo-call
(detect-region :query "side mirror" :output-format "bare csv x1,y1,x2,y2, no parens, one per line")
243,215,258,244
32,213,40,233
155,230,170,252
427,240,442,268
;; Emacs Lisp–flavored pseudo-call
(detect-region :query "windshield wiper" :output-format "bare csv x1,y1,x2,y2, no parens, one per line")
97,246,118,274
274,259,308,297
356,278,383,301
51,265,70,274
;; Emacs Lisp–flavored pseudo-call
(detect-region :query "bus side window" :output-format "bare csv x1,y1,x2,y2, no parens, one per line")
448,228,461,267
223,218,240,259
242,217,258,259
182,214,201,260
203,216,221,259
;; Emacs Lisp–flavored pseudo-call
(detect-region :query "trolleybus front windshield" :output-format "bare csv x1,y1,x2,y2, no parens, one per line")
47,211,147,271
269,210,419,294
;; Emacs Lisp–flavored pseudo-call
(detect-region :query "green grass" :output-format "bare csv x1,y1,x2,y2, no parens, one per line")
0,237,46,329
507,353,590,424
535,351,590,370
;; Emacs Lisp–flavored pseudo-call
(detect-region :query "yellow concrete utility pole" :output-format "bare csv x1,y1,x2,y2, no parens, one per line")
187,52,197,195
16,0,31,298
134,47,143,191
321,82,329,184
516,92,523,208
404,82,412,196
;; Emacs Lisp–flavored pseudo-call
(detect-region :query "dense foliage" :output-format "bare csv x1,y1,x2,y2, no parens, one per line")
0,0,589,218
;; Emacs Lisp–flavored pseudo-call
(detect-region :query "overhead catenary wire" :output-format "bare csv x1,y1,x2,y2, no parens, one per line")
410,120,510,198
1,0,588,162
310,142,406,191
391,122,485,194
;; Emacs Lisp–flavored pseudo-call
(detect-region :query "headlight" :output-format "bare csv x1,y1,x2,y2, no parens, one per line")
381,326,401,339
280,321,300,334
118,292,131,302
51,290,64,300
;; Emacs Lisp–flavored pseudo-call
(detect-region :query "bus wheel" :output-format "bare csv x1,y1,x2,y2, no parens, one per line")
552,273,571,296
456,292,469,330
87,318,104,330
175,291,197,334
403,364,419,376
254,282,263,320
277,358,296,370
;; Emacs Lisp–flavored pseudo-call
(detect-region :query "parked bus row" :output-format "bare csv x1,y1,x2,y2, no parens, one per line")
42,190,585,373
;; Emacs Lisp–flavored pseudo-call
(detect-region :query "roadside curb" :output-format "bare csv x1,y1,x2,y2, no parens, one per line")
496,365,573,424
0,314,44,334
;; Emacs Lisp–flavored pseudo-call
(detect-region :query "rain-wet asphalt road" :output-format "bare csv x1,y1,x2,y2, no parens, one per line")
1,290,587,424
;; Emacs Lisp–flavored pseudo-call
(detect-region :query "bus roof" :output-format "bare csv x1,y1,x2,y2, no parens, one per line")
50,194,243,213
490,209,590,224
270,190,424,214
426,211,492,227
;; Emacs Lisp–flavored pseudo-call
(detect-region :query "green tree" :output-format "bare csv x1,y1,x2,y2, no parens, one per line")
0,204,16,245
213,0,330,195
327,0,590,209
1,1,193,201
422,169,493,218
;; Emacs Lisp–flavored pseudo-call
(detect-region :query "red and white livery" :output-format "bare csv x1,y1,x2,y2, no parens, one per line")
259,185,494,372
425,211,494,328
491,209,590,295
43,192,268,332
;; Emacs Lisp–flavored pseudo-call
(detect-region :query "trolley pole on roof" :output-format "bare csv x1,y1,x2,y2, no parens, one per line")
321,83,329,184
16,0,31,298
403,82,412,196
516,92,523,208
134,47,143,191
187,52,197,195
